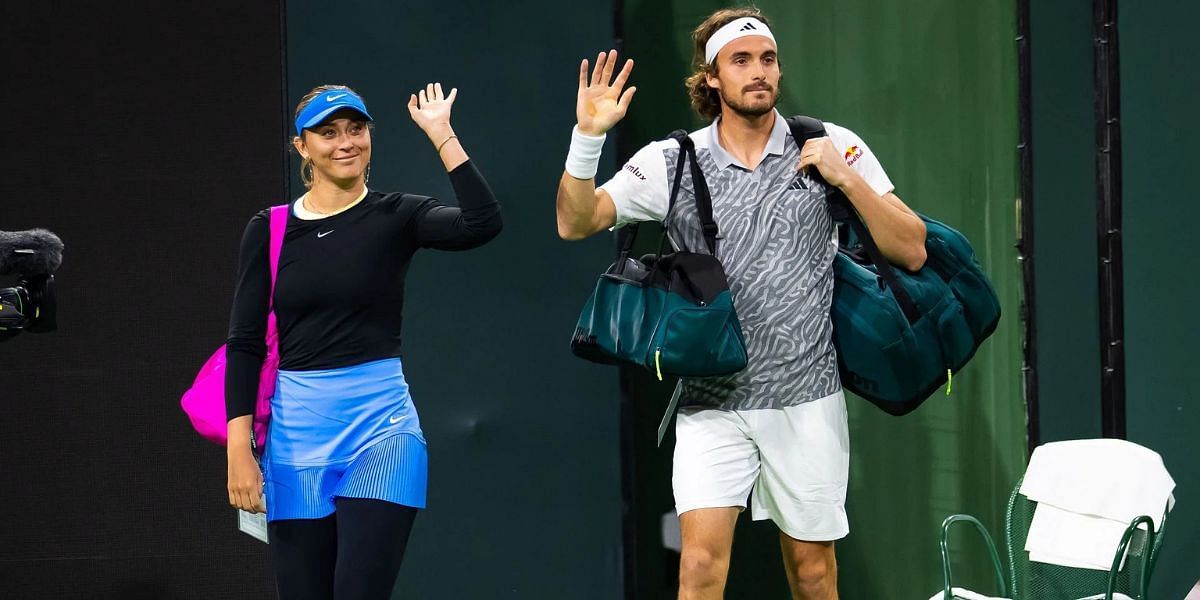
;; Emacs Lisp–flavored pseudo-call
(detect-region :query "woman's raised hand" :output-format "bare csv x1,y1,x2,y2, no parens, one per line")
407,82,457,136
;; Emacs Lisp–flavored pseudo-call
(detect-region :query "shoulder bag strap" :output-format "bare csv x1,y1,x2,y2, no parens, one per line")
668,130,718,254
616,130,694,268
267,204,288,309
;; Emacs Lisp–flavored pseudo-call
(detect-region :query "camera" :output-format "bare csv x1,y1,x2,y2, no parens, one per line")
0,229,63,341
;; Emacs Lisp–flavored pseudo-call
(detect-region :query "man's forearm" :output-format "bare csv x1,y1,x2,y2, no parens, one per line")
556,173,599,240
838,177,927,271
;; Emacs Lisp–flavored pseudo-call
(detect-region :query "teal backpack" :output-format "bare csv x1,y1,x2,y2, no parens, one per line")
787,116,1001,415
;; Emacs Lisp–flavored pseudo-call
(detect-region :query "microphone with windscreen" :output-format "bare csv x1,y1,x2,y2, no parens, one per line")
0,228,64,339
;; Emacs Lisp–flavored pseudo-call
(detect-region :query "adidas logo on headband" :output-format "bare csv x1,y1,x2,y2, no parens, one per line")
740,22,757,31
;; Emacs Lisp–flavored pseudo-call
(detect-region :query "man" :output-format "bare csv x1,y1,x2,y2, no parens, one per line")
556,8,926,600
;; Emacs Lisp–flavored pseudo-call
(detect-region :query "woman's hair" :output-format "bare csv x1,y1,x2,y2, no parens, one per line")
292,84,368,188
684,7,774,121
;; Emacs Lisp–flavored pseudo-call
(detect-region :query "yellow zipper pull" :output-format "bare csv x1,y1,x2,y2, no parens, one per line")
655,349,663,381
945,369,953,395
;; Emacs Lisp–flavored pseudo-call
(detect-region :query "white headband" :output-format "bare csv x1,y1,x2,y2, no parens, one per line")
704,17,776,64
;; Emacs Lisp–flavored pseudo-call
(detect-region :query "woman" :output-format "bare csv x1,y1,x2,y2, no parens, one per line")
224,82,501,599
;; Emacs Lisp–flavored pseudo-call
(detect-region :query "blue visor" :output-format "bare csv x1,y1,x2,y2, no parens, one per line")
294,89,373,136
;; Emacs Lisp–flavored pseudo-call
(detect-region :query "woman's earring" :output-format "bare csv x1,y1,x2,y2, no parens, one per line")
364,162,372,184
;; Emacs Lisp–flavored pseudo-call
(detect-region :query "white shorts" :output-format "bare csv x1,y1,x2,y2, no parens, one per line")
672,391,850,541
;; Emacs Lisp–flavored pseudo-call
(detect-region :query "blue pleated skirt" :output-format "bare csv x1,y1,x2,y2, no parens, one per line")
262,357,428,522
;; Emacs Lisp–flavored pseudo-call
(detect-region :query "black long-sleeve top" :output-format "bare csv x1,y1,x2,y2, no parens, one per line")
225,160,502,420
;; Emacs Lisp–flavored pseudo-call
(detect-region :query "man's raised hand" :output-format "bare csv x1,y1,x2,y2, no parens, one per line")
576,50,636,136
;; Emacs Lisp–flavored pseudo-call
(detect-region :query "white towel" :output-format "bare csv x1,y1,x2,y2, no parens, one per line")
923,589,1135,600
1026,504,1139,570
1020,439,1175,527
1018,439,1174,570
925,588,1009,600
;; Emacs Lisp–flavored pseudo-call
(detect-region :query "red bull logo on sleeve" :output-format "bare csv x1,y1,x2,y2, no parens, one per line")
844,145,863,167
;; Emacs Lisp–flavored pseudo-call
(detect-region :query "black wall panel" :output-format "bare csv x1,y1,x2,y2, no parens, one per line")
0,3,285,598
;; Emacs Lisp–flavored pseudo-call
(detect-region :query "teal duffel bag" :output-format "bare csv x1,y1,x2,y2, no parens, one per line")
788,116,1001,415
829,212,1001,414
570,131,748,379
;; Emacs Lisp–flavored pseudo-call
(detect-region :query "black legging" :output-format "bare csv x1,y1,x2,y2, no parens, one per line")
268,497,418,600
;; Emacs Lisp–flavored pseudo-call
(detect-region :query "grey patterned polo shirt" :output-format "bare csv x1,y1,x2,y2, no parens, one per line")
599,110,894,411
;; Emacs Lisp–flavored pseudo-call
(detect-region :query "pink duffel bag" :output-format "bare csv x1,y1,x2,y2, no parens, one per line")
181,205,287,450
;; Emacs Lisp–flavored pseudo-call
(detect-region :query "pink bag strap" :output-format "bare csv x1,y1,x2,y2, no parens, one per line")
267,204,288,309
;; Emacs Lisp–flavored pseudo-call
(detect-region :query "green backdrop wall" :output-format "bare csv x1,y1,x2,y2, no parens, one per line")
1120,0,1200,596
286,1,625,597
621,1,1027,597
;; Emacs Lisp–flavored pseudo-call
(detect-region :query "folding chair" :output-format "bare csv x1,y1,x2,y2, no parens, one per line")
934,439,1172,600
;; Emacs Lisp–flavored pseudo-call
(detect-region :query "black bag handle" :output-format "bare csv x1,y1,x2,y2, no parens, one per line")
656,130,698,257
785,116,921,323
613,130,694,274
667,130,719,254
667,130,692,215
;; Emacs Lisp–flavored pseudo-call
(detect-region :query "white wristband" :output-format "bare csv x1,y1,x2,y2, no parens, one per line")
565,125,606,180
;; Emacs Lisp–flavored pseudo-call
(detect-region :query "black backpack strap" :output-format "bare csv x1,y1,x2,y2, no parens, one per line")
786,115,827,145
785,116,852,223
668,130,719,254
785,116,921,323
